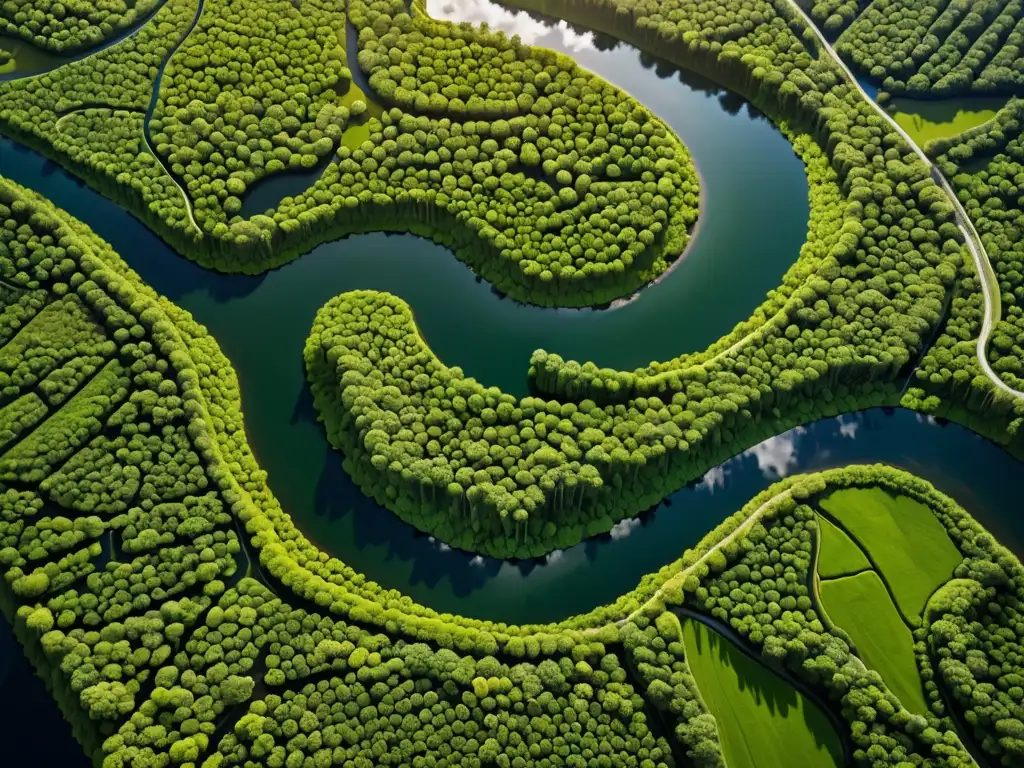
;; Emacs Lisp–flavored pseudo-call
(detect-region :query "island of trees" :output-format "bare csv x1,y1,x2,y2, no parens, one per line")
0,0,1023,764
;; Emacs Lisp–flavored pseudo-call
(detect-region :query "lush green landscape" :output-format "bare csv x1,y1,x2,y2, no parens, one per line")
679,615,844,768
1,0,1024,765
819,571,930,715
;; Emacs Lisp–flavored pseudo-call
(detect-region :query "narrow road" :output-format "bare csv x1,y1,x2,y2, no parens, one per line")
142,0,204,235
581,488,791,636
783,0,1024,399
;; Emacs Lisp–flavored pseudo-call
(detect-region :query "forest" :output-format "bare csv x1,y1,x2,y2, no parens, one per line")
1,0,1024,766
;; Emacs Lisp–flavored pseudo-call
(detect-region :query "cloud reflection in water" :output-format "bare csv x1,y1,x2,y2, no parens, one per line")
431,0,596,52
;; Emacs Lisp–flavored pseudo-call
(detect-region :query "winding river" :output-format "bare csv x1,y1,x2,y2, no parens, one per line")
2,2,1024,763
1,0,1023,624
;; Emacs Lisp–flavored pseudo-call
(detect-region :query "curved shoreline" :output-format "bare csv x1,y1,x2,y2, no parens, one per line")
0,0,173,82
606,158,707,311
783,0,1024,400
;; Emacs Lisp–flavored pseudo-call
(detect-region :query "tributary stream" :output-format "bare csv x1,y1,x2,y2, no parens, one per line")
1,3,1023,764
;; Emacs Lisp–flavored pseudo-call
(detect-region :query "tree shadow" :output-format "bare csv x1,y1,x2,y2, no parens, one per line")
684,614,848,764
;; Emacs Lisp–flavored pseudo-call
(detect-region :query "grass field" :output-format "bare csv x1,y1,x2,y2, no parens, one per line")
681,617,844,768
819,571,929,715
816,513,871,578
818,487,962,621
890,96,1005,145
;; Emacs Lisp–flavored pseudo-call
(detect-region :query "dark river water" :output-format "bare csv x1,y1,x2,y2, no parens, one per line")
0,1,1021,763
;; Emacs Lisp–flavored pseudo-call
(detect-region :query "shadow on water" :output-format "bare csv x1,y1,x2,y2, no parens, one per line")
0,0,1022,627
0,614,89,767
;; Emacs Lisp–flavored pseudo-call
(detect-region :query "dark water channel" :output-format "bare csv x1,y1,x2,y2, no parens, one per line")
4,128,1024,620
0,0,821,622
1,2,1024,761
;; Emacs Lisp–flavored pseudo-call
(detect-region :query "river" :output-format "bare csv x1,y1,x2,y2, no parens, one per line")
0,1,1022,763
1,0,1022,624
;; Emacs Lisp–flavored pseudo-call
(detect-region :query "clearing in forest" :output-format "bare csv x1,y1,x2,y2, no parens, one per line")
680,617,843,768
818,487,962,621
819,570,929,715
816,513,871,578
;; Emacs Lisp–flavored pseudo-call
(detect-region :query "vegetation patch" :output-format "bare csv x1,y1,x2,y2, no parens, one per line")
889,96,1005,146
0,0,164,51
680,616,843,768
830,0,1024,97
819,570,929,714
3,0,1024,761
815,512,870,578
818,487,963,622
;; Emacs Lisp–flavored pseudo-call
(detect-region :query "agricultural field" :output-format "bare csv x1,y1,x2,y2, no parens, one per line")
0,0,1023,765
815,512,871,578
680,616,844,768
818,487,964,621
819,571,930,714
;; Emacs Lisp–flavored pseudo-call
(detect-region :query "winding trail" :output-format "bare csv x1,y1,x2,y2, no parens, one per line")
583,488,793,634
783,0,1023,399
141,0,204,234
53,104,144,133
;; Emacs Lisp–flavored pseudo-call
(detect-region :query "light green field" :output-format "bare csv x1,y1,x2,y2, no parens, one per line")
819,487,962,621
681,618,844,768
339,82,383,150
819,571,929,715
890,96,1005,145
816,513,871,578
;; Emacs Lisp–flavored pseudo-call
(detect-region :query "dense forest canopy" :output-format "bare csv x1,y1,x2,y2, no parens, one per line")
0,0,1024,765
815,0,1024,96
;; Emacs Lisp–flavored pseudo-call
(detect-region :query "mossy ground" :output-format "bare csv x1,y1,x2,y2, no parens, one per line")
890,96,1005,146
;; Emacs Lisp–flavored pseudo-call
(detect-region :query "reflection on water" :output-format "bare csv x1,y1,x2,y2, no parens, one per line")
837,416,859,439
2,151,1023,626
0,0,813,625
699,426,805,492
746,427,807,479
433,0,597,51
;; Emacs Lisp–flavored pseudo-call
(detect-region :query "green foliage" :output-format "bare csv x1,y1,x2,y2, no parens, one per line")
2,0,1024,762
818,487,964,622
819,570,930,714
903,96,1024,459
0,0,163,51
684,478,973,766
304,255,934,557
151,0,350,225
0,0,701,307
0,0,206,241
0,184,1015,768
216,632,673,768
622,615,724,767
835,0,1024,97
